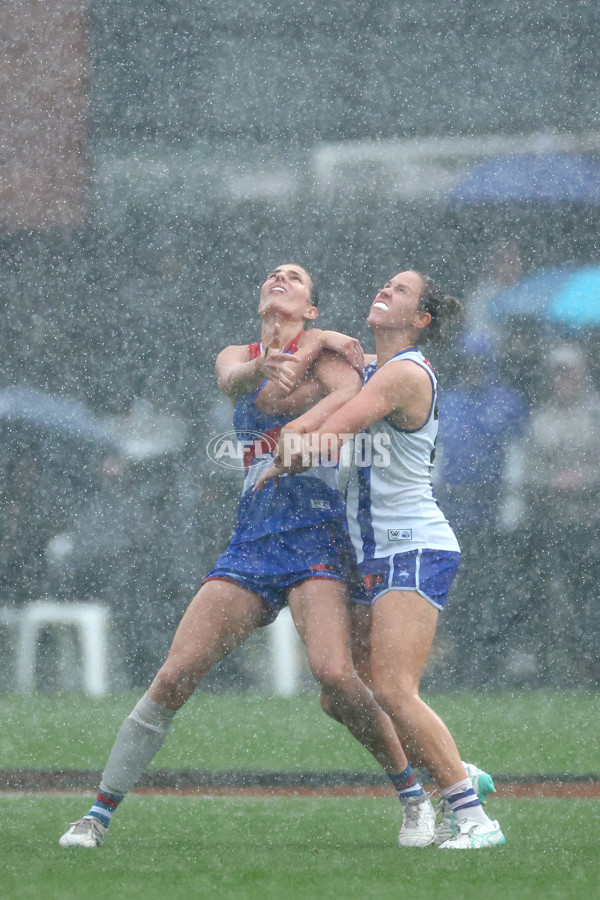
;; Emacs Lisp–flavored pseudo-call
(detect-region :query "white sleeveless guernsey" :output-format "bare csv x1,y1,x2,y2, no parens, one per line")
345,349,460,564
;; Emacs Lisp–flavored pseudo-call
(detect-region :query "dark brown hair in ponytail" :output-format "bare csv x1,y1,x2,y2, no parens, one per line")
415,273,463,347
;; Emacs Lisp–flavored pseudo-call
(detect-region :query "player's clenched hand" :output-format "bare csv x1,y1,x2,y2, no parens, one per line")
261,349,301,393
260,323,302,393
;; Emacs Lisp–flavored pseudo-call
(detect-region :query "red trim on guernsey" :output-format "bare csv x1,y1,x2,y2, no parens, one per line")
283,331,305,354
248,331,306,360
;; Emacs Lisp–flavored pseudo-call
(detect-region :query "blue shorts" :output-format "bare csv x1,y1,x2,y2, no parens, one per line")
351,549,460,611
204,520,359,623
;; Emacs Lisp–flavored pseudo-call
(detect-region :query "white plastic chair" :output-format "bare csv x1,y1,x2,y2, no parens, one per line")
15,599,110,696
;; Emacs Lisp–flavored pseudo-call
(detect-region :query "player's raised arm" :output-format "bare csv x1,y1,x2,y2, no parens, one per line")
253,351,363,490
311,356,434,441
255,328,364,416
312,329,365,373
215,330,301,401
289,349,363,435
254,354,432,491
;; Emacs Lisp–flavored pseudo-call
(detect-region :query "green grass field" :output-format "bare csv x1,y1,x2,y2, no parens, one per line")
1,688,599,773
1,689,599,899
3,796,599,900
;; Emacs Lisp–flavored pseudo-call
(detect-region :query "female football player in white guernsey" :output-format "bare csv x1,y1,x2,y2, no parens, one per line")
59,264,441,851
260,270,506,849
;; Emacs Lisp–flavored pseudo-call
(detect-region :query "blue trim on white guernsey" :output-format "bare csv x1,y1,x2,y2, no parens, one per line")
345,348,460,563
356,462,376,560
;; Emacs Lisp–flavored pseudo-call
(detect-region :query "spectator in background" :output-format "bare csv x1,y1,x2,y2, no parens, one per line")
580,325,600,395
439,239,528,393
435,335,530,534
463,239,523,348
433,335,530,686
0,407,114,609
498,314,552,408
508,342,600,685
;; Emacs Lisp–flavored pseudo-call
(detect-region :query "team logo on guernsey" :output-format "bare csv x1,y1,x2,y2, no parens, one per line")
206,430,278,470
310,499,331,510
388,528,412,541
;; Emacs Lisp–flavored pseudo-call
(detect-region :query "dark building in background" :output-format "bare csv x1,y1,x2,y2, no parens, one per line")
91,0,598,145
2,0,599,415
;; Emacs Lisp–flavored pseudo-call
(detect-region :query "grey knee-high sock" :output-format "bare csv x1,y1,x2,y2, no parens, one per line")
100,693,177,797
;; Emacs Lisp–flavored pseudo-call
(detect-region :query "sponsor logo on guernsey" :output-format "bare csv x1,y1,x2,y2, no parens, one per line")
310,499,331,510
388,528,412,541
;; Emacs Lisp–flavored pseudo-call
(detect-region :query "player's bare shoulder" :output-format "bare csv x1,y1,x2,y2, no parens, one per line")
383,357,434,430
215,343,252,368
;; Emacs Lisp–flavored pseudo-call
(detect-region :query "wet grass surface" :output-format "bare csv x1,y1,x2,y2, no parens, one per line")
2,690,598,898
2,795,598,900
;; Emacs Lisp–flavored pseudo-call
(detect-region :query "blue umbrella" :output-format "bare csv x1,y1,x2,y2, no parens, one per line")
488,265,600,328
448,153,600,204
548,266,600,327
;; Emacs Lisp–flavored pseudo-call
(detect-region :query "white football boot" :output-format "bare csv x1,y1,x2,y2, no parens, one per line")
59,816,107,849
398,795,437,848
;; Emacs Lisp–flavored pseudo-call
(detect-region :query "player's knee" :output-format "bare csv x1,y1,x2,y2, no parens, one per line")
371,672,414,719
153,663,197,707
319,688,344,723
311,658,355,697
371,685,394,718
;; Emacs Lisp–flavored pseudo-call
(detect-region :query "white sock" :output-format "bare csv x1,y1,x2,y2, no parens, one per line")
100,693,176,797
441,777,494,828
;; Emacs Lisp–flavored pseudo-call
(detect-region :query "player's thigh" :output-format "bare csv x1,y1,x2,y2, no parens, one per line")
370,589,439,692
287,578,354,678
165,579,266,673
348,602,373,686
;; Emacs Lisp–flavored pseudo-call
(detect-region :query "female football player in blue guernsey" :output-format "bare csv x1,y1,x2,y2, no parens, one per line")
259,270,506,849
59,264,439,850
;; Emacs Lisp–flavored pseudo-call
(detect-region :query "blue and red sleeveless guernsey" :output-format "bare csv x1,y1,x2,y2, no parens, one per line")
229,333,345,544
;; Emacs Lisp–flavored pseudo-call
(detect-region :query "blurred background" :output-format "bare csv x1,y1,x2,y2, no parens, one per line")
1,0,599,693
